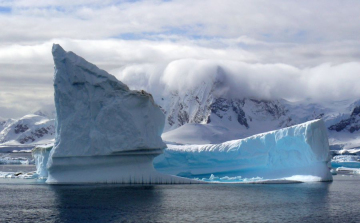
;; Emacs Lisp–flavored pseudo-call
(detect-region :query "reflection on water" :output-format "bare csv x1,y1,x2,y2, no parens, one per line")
51,185,162,222
0,176,360,222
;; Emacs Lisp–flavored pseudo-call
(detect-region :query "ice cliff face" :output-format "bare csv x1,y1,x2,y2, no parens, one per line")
154,119,333,182
50,44,166,158
32,145,52,178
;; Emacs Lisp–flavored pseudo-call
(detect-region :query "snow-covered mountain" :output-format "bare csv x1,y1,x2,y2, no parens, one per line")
328,101,360,133
0,117,8,132
0,114,55,147
156,72,360,149
0,70,358,151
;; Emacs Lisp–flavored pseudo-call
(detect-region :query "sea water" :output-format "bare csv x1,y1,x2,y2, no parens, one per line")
1,153,360,222
0,152,35,173
0,174,359,222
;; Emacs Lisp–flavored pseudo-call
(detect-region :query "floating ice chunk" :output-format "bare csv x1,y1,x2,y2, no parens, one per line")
0,171,38,179
154,119,333,182
332,155,360,162
331,155,360,168
336,167,360,174
0,155,32,165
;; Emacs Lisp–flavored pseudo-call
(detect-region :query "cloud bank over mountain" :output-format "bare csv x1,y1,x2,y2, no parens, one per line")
1,0,360,118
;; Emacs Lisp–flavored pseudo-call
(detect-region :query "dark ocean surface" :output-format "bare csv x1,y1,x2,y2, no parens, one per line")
0,174,359,223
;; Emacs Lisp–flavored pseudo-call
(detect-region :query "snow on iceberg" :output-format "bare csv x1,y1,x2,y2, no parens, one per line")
154,119,333,182
46,44,199,184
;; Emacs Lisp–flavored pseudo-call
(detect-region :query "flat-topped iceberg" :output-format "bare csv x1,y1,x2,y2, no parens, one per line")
46,44,197,184
154,119,333,182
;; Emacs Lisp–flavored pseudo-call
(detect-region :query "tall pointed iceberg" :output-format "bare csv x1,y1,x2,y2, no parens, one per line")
46,44,196,184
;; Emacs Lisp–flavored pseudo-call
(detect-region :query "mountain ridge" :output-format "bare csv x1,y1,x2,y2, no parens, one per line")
0,76,359,151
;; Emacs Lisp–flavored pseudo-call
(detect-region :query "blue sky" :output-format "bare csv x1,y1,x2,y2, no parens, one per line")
0,6,11,13
0,0,360,118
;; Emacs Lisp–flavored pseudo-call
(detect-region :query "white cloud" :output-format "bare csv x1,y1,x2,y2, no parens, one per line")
1,0,360,43
118,58,360,102
0,1,360,118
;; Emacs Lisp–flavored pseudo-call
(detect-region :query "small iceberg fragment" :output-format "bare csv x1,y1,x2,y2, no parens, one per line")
0,155,33,165
0,171,38,179
336,167,360,174
331,155,360,168
20,160,29,165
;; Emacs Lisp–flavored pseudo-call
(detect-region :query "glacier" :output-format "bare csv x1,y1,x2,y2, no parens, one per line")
45,44,198,184
154,119,333,182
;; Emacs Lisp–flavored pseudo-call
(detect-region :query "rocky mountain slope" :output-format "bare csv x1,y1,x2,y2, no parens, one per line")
156,75,360,149
0,114,55,147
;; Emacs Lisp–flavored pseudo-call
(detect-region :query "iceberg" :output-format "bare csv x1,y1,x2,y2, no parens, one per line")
31,45,332,184
154,119,333,182
0,155,32,165
45,44,198,184
335,167,360,174
331,155,360,168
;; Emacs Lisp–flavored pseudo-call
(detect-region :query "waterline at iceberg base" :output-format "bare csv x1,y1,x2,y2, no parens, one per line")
33,146,198,184
47,150,198,184
154,119,333,183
